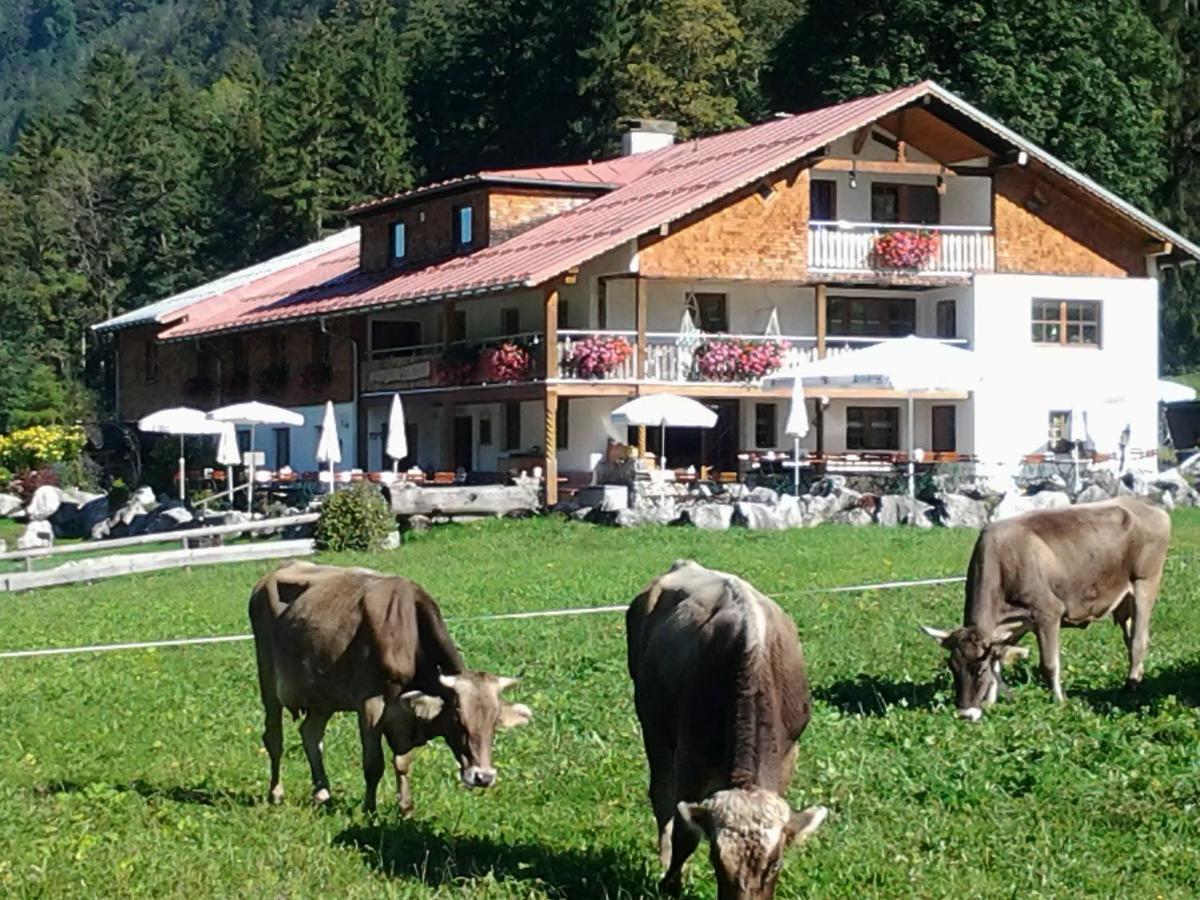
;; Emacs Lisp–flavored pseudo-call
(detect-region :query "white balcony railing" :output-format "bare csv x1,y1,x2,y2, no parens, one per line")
809,221,995,275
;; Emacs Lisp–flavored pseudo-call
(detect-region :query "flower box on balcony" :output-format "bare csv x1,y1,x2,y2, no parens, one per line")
696,338,789,382
874,230,940,270
567,335,633,379
478,341,533,383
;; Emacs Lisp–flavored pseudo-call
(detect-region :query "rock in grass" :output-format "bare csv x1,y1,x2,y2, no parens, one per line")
615,507,678,527
878,495,934,528
25,485,63,521
934,492,990,529
16,520,54,549
0,493,22,518
686,503,734,531
1074,484,1110,505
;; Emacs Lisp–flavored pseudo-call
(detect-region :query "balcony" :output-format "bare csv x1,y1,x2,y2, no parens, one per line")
808,221,995,276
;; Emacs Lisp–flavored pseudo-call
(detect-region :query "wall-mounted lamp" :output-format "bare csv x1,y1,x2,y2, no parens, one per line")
848,164,858,190
936,175,946,196
418,210,426,223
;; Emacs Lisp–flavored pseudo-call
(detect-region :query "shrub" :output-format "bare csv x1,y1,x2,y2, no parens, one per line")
0,466,10,489
108,477,131,510
0,424,87,472
12,466,59,505
314,481,395,552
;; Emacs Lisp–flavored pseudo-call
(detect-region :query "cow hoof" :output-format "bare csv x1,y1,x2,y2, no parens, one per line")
398,800,414,818
268,786,284,806
1125,678,1142,692
658,873,682,897
313,788,331,805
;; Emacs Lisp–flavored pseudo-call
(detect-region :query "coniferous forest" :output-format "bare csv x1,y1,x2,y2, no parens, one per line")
0,0,1198,428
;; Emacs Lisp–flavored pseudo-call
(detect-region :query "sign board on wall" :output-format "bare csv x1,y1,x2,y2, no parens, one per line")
368,359,433,390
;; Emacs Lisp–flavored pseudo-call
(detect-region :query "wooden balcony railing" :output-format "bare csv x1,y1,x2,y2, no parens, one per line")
808,222,995,275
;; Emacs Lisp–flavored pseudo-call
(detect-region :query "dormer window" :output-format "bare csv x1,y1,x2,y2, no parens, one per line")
453,205,473,248
390,221,406,263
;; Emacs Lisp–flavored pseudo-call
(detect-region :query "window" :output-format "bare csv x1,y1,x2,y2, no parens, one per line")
810,179,837,220
871,183,939,224
273,428,291,468
501,307,520,335
694,293,728,333
310,329,330,365
372,319,423,352
828,296,915,337
453,205,473,248
597,280,608,329
479,416,492,446
143,336,159,383
236,429,251,454
755,403,777,448
390,221,406,263
1048,410,1071,444
504,400,521,450
449,309,467,342
1032,300,1101,347
936,300,957,339
557,397,569,449
557,299,570,329
931,406,956,452
846,406,900,450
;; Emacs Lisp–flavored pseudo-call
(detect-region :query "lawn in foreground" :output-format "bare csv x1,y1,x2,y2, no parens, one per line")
1,516,1200,898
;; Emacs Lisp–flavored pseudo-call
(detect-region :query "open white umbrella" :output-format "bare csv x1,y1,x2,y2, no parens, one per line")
209,401,304,510
138,406,228,501
766,336,981,506
611,393,718,469
783,380,810,495
316,401,342,486
385,393,408,474
1158,379,1196,404
215,422,240,503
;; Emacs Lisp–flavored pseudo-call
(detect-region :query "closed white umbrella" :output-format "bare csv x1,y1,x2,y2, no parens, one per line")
385,393,408,474
215,423,240,503
783,380,810,495
210,401,305,510
611,393,718,469
316,401,342,486
138,406,227,501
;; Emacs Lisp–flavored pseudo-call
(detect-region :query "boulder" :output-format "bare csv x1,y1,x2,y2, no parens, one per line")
0,493,22,518
934,492,990,529
878,495,934,528
403,514,434,532
131,485,157,507
686,503,734,531
145,506,195,534
746,486,780,505
221,509,251,540
991,490,1070,522
809,475,847,497
615,507,678,527
830,507,874,526
1073,484,1111,506
16,520,54,550
802,493,841,527
569,506,594,522
90,520,111,541
1118,471,1153,497
1084,468,1120,498
381,531,401,550
50,489,108,539
25,485,63,521
735,499,802,530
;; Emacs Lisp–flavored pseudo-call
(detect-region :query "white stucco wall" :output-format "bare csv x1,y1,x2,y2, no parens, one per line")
252,401,356,472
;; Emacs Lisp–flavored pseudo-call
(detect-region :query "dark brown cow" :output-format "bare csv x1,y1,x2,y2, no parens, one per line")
626,560,827,900
923,497,1171,720
249,561,531,811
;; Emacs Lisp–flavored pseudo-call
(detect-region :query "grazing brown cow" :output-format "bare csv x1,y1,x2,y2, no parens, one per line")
249,561,531,811
923,497,1171,721
626,560,828,900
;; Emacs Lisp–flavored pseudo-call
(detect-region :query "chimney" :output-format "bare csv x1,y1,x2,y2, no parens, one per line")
621,118,677,156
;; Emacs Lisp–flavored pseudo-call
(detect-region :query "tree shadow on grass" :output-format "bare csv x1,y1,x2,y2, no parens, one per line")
814,673,944,717
1074,660,1200,714
335,818,660,899
34,778,260,808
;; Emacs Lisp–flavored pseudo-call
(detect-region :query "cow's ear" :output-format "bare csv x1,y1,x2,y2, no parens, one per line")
499,702,532,729
400,690,444,720
997,644,1030,665
677,801,713,839
920,625,953,646
495,676,520,692
786,805,829,847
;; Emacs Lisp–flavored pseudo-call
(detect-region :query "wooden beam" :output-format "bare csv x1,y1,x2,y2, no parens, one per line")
635,275,647,380
1146,240,1173,256
851,126,871,155
544,387,559,507
812,159,949,176
543,286,559,380
815,284,828,360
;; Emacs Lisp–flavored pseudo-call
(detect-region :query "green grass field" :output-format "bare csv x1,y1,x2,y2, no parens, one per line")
2,516,1200,898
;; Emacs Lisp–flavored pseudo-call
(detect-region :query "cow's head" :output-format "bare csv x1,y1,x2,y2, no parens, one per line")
400,672,531,788
678,788,827,900
921,625,1029,721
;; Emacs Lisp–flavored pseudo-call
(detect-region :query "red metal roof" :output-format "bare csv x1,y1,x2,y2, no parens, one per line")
162,84,929,340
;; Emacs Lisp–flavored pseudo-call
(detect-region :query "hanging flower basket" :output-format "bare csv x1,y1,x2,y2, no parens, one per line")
874,230,940,270
568,335,633,378
696,338,789,382
438,344,481,385
478,341,533,383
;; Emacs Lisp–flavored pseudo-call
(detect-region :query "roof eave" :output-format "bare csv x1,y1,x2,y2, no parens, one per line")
346,175,614,218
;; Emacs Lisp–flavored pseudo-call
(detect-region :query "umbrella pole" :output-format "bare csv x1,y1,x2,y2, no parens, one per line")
248,424,255,513
226,466,233,504
907,394,916,523
793,436,801,496
178,436,186,502
660,422,667,470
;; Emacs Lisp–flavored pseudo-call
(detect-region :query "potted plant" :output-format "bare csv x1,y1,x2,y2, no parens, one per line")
567,335,633,378
478,341,532,382
874,230,940,269
696,338,789,381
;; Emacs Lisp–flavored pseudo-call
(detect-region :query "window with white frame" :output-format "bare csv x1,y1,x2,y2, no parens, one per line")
390,221,406,263
453,204,473,248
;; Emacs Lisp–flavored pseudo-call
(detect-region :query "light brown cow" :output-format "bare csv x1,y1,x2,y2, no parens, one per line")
249,561,531,812
626,560,828,900
923,497,1171,720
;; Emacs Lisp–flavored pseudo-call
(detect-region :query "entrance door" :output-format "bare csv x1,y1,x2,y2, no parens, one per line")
931,405,956,453
454,417,474,470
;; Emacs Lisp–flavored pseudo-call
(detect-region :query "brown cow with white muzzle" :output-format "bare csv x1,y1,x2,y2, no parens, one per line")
627,560,828,900
249,561,531,812
922,497,1170,721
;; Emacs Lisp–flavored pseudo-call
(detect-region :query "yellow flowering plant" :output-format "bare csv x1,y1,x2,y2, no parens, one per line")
0,425,88,473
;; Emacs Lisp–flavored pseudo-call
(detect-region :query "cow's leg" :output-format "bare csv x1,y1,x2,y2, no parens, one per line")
357,697,387,814
1127,572,1162,687
641,733,676,869
299,709,333,804
1113,593,1135,658
1033,617,1064,703
261,696,285,805
660,802,701,896
390,749,416,816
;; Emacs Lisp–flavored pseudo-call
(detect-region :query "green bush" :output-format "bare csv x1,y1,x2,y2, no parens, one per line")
314,481,395,552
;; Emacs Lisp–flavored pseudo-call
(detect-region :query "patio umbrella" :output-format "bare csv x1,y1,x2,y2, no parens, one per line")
138,406,228,501
215,422,240,503
783,379,810,495
385,393,408,474
1158,379,1196,404
766,336,981,506
611,393,718,469
316,400,342,486
209,401,305,510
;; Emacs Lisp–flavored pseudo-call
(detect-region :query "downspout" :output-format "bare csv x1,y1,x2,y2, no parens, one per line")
320,317,361,468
